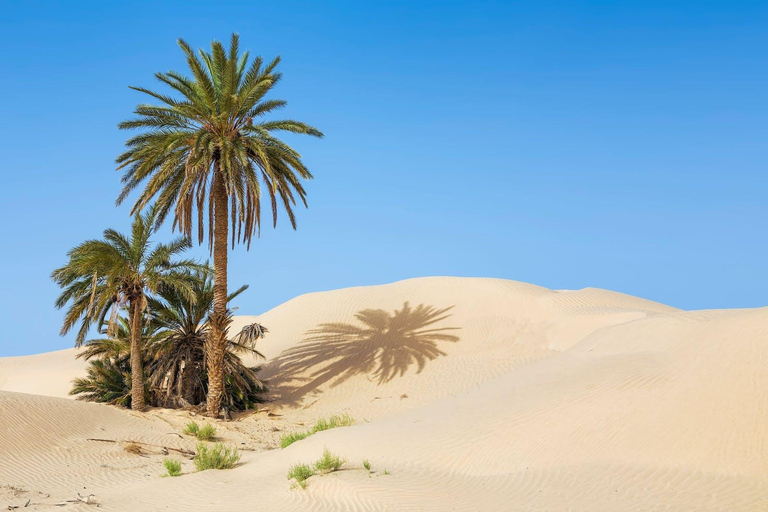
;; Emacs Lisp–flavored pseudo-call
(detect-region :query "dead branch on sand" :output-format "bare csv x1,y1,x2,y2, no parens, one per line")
54,493,100,507
86,438,195,457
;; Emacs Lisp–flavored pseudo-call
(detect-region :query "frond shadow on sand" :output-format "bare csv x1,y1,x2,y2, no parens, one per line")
263,302,460,408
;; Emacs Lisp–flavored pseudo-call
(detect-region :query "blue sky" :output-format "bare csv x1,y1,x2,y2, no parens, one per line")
1,1,766,356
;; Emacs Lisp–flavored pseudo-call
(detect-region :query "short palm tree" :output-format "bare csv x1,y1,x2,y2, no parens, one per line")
70,318,160,407
70,358,136,407
146,269,266,410
52,207,200,411
115,33,322,417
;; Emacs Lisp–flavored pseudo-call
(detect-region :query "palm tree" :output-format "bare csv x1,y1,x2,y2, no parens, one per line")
71,317,161,407
115,34,322,417
146,269,266,410
52,208,200,411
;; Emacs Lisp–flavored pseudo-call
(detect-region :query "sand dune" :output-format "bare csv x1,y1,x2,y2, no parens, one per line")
0,348,86,398
1,277,766,511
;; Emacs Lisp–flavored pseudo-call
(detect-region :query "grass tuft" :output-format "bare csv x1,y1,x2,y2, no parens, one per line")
363,459,371,472
313,448,345,474
280,414,355,448
196,423,216,441
183,421,200,436
287,463,314,489
314,413,354,432
184,421,216,441
193,442,241,471
287,448,347,490
163,458,182,477
280,431,311,449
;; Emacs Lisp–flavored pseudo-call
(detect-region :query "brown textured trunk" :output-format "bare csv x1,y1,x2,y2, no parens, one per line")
206,160,228,417
179,361,200,405
129,299,145,412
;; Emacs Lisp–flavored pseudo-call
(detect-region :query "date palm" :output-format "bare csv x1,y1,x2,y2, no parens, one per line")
146,269,266,410
71,317,161,407
52,207,199,411
115,33,322,416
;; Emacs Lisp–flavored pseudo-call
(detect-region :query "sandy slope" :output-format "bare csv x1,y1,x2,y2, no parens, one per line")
0,348,85,398
1,277,766,511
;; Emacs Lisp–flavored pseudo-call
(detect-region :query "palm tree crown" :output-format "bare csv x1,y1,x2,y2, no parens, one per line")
115,33,322,246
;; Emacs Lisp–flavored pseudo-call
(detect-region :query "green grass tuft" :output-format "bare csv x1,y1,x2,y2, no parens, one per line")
280,414,355,448
287,463,314,489
183,421,200,436
193,442,241,471
280,431,312,449
287,448,347,489
184,421,216,441
196,423,216,441
314,448,345,474
163,458,182,477
363,459,371,472
314,413,354,432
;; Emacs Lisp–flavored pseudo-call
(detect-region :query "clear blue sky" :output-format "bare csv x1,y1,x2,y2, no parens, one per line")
1,1,766,356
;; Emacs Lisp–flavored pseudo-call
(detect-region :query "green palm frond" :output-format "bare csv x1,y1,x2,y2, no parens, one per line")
52,209,201,345
70,358,136,407
116,33,322,247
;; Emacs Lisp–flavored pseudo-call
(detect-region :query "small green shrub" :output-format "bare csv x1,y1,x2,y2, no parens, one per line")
280,431,311,449
314,448,344,474
286,448,347,490
280,414,355,448
197,423,216,441
183,421,200,436
193,442,241,471
164,458,182,477
184,421,216,441
314,413,354,432
363,459,371,472
382,469,390,475
287,463,314,489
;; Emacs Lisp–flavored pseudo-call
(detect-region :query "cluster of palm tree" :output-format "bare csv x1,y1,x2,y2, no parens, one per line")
54,208,267,412
52,34,321,416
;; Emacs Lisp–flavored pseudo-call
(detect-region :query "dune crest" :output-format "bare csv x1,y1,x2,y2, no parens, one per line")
1,276,766,511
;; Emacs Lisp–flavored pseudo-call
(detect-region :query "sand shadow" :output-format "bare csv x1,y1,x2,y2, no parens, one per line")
264,302,460,408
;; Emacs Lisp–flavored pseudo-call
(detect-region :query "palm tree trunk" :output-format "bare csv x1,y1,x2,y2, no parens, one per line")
180,361,200,405
129,299,145,411
206,162,228,417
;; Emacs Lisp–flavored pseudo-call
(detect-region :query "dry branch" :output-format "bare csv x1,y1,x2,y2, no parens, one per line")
86,438,195,456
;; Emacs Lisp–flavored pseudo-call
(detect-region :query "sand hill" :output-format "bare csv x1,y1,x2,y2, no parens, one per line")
1,277,766,510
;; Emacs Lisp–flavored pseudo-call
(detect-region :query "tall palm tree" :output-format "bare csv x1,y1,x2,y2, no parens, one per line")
52,208,199,411
115,34,322,416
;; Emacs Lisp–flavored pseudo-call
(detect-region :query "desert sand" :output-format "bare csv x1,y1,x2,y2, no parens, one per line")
1,276,766,511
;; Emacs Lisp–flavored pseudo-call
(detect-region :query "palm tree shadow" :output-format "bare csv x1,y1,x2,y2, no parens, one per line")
265,302,460,408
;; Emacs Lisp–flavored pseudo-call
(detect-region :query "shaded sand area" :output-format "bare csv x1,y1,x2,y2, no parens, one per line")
1,277,767,510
